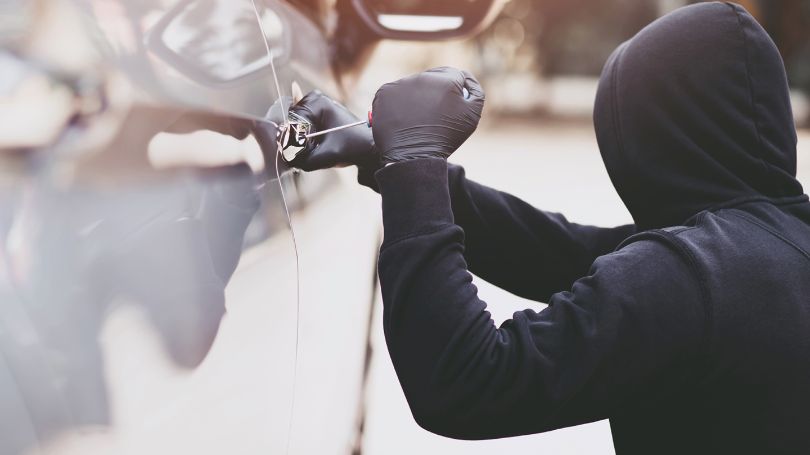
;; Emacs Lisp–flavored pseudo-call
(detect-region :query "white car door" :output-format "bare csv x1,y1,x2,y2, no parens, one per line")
0,0,377,453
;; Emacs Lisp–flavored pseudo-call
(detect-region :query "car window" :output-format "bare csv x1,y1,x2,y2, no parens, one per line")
79,0,300,121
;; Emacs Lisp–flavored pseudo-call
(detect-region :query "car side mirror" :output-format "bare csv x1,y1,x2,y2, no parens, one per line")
350,0,504,41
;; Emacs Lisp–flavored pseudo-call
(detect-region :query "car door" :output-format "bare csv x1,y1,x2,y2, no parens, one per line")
0,0,377,453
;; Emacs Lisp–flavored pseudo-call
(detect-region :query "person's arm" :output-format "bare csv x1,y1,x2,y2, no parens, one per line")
362,163,634,302
445,163,634,302
287,87,632,301
376,158,706,439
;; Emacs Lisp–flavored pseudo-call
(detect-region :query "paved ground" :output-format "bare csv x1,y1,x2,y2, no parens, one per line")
362,121,810,455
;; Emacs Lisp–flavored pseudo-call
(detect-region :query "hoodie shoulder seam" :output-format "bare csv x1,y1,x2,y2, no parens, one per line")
619,230,713,355
725,210,810,262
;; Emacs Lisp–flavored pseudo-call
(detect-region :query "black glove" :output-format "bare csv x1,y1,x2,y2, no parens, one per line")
288,90,378,172
371,67,484,164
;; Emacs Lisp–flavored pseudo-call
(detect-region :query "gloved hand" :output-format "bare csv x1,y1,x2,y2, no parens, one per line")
288,90,378,172
372,67,484,164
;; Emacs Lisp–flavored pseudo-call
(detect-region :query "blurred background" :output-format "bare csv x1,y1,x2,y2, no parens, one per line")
1,0,808,454
354,0,810,121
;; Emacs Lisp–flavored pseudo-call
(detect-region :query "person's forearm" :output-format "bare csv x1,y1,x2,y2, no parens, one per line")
365,162,635,302
375,158,512,438
446,164,635,302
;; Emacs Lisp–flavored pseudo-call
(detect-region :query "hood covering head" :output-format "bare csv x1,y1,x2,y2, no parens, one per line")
594,2,804,230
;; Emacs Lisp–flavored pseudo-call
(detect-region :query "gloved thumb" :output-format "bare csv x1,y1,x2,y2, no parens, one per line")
461,70,485,101
290,90,327,122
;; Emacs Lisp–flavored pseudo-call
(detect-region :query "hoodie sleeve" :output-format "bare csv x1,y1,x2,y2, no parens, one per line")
445,163,635,302
362,162,635,302
375,158,707,439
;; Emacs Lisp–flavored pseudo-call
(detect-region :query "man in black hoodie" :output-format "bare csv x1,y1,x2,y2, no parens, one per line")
286,2,810,453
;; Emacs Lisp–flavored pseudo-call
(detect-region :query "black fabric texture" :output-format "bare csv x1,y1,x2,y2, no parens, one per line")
373,3,810,454
594,2,803,230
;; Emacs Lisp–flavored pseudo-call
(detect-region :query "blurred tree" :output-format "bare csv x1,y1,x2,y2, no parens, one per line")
731,0,810,94
479,0,810,94
532,0,658,76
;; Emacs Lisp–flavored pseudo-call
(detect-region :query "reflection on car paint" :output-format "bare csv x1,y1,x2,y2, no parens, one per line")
0,0,360,453
148,0,288,85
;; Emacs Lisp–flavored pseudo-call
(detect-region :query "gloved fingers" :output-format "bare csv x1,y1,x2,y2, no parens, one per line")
460,70,485,101
425,66,464,88
250,120,280,149
372,79,401,113
425,66,482,101
425,66,456,75
289,90,328,123
291,89,324,109
289,143,338,171
293,90,363,131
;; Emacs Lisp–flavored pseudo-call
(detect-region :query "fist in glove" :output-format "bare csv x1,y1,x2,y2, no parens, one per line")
288,90,378,171
371,67,485,164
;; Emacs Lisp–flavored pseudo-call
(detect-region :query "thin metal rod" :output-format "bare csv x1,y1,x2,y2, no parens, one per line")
250,2,299,454
305,119,367,138
250,0,287,126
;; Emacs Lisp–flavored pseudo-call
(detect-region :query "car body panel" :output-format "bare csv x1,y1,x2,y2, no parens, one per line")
0,0,377,453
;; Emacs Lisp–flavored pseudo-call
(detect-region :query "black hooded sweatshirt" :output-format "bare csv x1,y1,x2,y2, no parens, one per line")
371,3,810,453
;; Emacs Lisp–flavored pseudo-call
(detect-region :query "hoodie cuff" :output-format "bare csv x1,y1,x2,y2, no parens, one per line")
374,158,454,243
357,166,381,193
